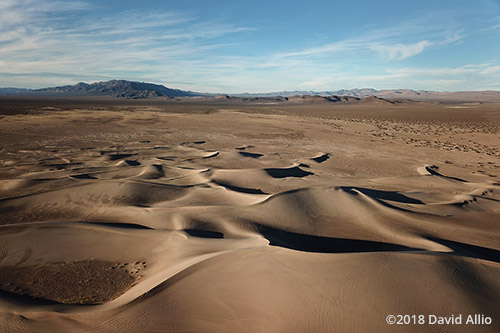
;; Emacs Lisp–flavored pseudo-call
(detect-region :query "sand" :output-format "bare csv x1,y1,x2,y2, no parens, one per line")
0,98,499,332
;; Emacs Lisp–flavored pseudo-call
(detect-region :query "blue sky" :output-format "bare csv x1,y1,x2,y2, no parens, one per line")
1,0,499,93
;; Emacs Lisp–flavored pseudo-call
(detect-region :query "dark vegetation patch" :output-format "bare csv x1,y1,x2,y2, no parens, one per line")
0,259,140,304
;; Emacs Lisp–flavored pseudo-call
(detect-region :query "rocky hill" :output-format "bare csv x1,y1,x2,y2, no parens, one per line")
0,80,200,99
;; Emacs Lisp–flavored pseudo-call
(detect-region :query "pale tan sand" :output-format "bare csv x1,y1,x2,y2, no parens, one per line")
0,99,499,332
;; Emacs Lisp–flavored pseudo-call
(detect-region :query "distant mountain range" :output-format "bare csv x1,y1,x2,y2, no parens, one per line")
235,88,500,102
211,94,402,105
1,80,499,102
0,80,200,99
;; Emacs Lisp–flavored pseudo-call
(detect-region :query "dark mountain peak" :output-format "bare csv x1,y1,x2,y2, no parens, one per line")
5,80,201,99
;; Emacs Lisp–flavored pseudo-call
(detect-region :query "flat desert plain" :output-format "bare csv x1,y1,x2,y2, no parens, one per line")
0,98,499,332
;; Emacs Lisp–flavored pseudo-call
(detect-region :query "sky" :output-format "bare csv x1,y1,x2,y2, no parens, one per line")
0,0,499,93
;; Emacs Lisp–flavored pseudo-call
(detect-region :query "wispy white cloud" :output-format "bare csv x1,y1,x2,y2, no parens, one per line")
0,0,255,89
0,0,87,30
272,14,464,62
480,65,500,75
371,41,432,60
0,0,498,92
479,22,500,32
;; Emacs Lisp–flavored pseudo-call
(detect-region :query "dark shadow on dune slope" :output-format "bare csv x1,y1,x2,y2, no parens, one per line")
0,289,64,306
264,166,313,178
235,145,254,150
449,199,476,207
44,162,83,170
212,180,267,194
257,225,422,253
340,187,424,204
202,152,219,159
425,166,467,182
184,229,224,239
125,160,141,166
106,153,138,161
479,196,500,203
334,186,432,215
238,152,264,158
156,156,176,161
311,153,329,163
85,222,154,230
426,236,500,264
70,173,97,179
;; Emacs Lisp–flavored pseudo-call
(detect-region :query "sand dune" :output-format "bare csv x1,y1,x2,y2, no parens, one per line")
0,100,499,332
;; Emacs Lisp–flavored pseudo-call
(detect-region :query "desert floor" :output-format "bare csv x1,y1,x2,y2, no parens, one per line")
0,98,499,332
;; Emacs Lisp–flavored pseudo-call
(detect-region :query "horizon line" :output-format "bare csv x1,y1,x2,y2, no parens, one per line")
2,79,500,94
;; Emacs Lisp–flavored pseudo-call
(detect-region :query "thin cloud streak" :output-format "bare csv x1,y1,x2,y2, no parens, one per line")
273,17,464,61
